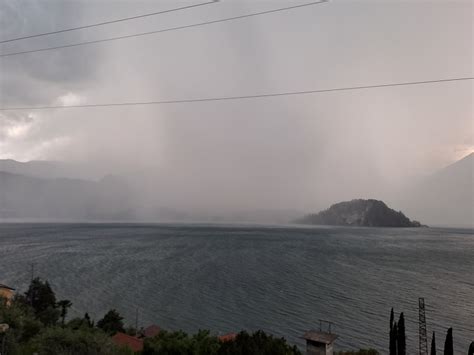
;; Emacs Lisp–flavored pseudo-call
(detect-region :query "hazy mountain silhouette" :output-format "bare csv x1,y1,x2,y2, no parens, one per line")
0,159,104,180
295,199,423,227
397,153,473,227
0,170,134,220
1,155,472,226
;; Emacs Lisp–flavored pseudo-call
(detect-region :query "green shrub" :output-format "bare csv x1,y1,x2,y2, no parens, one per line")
26,326,119,355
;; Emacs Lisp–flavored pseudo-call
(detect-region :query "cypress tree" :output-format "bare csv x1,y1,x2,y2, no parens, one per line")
390,308,394,330
391,322,398,355
430,331,436,355
389,308,395,355
397,313,406,355
443,328,453,355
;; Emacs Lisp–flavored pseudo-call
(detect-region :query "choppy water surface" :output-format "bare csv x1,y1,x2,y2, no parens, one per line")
0,223,472,353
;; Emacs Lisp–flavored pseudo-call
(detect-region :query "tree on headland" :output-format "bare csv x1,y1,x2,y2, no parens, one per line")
430,331,436,355
443,328,453,355
97,309,124,335
397,313,406,355
389,308,396,355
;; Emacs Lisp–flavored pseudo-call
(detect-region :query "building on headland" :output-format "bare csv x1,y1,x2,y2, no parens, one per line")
302,330,338,355
0,284,15,306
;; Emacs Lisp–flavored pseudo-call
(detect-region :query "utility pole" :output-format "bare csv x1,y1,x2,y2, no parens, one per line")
419,298,428,355
28,263,36,307
30,263,35,282
135,307,139,332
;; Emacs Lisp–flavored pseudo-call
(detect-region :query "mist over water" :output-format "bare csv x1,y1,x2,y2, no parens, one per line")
1,223,472,353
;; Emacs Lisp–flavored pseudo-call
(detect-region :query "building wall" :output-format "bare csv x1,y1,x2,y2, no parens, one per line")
307,342,334,355
307,342,328,355
326,343,334,355
0,288,14,306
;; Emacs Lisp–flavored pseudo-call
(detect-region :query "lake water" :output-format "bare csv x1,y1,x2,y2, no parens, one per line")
0,223,472,353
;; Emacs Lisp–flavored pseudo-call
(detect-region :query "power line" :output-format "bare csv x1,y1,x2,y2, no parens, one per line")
0,0,328,58
0,77,471,111
0,1,218,44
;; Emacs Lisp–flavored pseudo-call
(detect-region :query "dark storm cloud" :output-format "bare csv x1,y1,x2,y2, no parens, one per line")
0,0,101,106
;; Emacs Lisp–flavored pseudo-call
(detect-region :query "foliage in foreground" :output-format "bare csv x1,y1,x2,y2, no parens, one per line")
143,329,220,355
0,278,129,355
4,278,464,355
0,278,302,355
25,327,124,355
143,329,301,355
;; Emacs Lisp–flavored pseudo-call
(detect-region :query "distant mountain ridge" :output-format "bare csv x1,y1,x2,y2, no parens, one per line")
396,152,473,228
0,159,103,180
0,170,133,220
296,199,423,227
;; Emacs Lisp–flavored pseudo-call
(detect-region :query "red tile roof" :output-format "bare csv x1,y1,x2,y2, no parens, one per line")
143,324,161,338
301,331,338,345
112,332,144,352
218,333,237,342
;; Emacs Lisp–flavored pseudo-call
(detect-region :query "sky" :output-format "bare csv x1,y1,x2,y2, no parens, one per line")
0,0,472,215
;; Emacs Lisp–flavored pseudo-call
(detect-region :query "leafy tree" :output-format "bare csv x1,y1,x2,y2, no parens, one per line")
397,313,406,355
468,341,474,355
57,299,72,326
0,295,42,353
192,329,221,355
144,329,300,355
430,332,436,355
218,330,301,355
26,326,122,355
97,309,124,335
67,313,94,330
24,278,59,326
389,308,396,355
443,328,453,355
143,330,196,355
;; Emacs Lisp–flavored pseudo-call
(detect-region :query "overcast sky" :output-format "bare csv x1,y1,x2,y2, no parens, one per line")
0,0,472,213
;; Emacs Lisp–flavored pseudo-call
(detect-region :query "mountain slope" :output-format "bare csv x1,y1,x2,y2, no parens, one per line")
398,153,473,227
0,171,134,220
0,159,103,180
